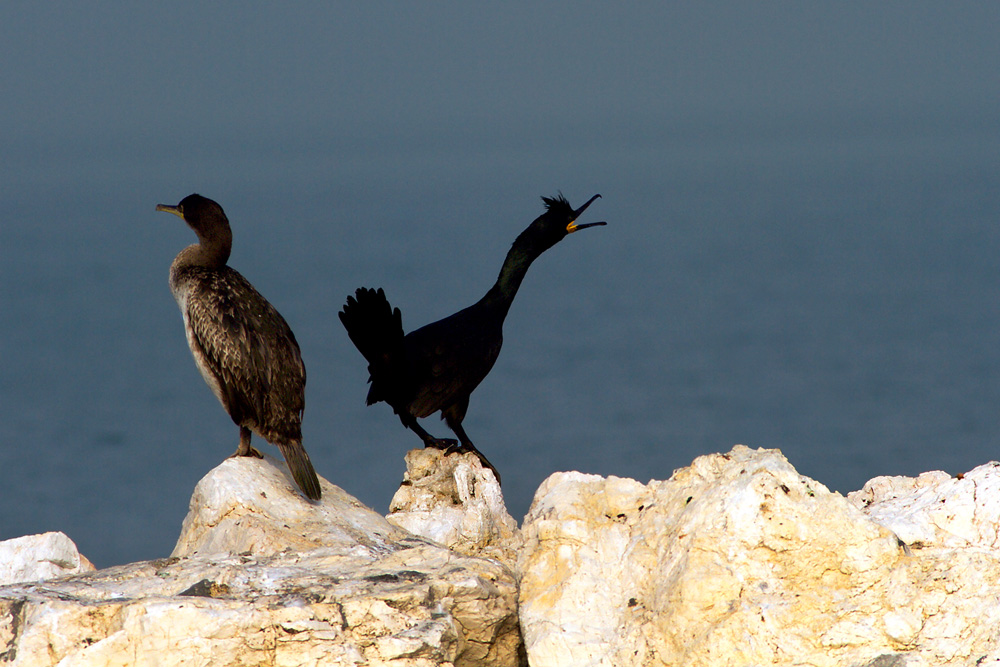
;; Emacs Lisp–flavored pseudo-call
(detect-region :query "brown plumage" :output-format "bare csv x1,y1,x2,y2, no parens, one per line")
157,194,321,500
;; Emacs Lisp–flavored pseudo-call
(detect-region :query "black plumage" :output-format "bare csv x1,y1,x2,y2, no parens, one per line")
157,194,321,500
339,193,606,484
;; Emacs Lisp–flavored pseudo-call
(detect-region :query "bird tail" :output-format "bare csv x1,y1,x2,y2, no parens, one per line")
339,287,405,405
277,441,322,501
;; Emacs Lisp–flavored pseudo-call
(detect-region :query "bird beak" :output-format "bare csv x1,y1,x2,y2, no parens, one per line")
156,203,184,219
567,220,607,233
566,194,607,233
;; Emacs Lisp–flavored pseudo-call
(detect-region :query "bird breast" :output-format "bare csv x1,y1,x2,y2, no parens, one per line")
174,282,230,411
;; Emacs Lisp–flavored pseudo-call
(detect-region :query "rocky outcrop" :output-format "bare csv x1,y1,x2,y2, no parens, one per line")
5,445,1000,667
848,462,1000,550
518,445,1000,667
171,453,408,558
387,448,522,572
0,532,94,586
0,455,522,667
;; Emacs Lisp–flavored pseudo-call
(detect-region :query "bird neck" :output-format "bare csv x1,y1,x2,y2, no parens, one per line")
480,233,546,316
183,226,233,268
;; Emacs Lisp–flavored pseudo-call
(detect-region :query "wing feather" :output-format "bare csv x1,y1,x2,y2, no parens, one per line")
181,266,305,442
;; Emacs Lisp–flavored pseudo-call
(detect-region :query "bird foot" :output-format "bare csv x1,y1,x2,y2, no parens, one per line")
231,445,264,459
443,442,467,456
423,438,459,451
420,439,502,485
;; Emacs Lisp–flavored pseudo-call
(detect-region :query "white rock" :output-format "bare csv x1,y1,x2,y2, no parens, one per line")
518,445,1000,667
848,461,1000,549
0,455,521,667
171,453,408,558
386,448,521,571
0,532,94,585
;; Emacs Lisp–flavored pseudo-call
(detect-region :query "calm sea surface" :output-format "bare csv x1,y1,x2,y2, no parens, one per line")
3,124,1000,567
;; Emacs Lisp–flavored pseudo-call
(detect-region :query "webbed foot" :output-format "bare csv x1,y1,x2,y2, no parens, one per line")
423,437,460,451
231,445,264,459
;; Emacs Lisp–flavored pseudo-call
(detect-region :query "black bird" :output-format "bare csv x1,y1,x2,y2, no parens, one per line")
156,194,322,501
339,193,606,484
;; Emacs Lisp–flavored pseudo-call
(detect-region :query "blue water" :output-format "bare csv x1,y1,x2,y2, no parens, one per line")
2,121,999,567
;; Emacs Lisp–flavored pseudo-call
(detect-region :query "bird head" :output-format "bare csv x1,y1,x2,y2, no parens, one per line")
156,194,229,236
156,194,233,265
523,193,606,253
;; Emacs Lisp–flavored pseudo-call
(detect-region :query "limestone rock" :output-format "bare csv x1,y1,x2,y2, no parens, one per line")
848,461,1000,549
0,532,94,585
0,455,522,667
171,454,407,558
387,448,521,571
518,445,1000,667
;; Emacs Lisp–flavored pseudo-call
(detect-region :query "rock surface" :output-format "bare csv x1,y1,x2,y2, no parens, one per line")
7,445,1000,667
848,462,1000,550
387,448,521,572
0,455,522,667
171,454,408,558
518,445,1000,667
0,532,94,586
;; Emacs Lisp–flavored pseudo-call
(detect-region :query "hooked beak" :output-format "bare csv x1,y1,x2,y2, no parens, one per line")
156,203,184,219
567,193,607,233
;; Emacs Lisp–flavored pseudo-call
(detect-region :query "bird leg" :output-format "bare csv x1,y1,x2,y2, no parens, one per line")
232,426,264,459
402,413,500,483
401,414,459,450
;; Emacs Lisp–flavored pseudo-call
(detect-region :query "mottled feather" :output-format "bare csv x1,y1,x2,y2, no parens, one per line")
160,193,320,501
177,264,305,444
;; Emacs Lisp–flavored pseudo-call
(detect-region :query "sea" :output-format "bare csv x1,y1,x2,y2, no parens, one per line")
2,117,999,567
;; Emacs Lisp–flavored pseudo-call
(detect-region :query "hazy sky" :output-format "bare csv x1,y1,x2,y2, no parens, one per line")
4,2,998,166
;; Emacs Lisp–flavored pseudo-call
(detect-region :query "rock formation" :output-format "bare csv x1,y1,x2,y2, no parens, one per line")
0,455,522,667
518,445,1000,667
5,445,1000,666
387,448,522,572
0,532,94,586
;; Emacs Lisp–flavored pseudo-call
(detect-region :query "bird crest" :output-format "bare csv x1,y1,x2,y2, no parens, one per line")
541,193,573,216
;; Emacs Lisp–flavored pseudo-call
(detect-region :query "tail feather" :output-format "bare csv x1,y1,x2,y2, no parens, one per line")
278,442,322,501
339,287,405,404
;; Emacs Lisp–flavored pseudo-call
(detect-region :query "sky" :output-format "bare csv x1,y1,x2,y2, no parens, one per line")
4,3,998,168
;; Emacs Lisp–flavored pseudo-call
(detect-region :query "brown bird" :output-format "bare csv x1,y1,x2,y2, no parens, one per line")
157,194,321,500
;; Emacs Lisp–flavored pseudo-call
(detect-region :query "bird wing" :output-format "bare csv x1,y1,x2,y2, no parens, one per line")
183,267,305,439
404,309,503,419
338,287,407,406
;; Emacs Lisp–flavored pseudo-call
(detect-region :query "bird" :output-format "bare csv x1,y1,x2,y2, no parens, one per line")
339,193,606,485
156,194,322,501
